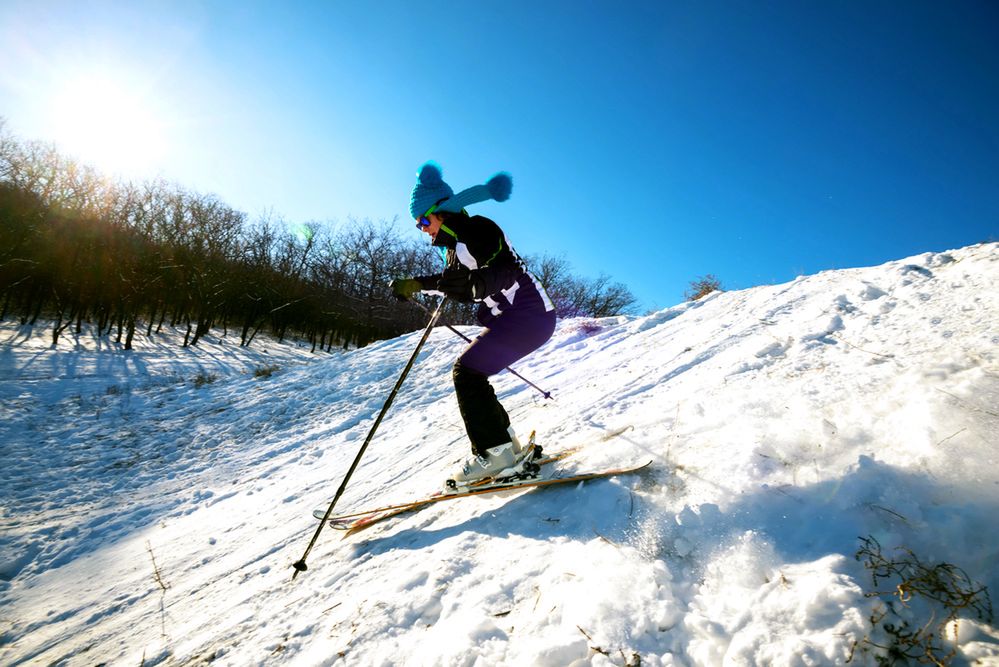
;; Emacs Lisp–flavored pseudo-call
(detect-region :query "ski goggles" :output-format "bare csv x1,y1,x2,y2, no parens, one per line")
416,199,448,229
416,204,438,229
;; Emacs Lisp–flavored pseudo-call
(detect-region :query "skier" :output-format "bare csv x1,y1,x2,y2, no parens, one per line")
390,162,557,485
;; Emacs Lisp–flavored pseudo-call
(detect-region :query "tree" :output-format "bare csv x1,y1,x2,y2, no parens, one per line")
684,274,722,301
525,253,638,318
0,119,641,350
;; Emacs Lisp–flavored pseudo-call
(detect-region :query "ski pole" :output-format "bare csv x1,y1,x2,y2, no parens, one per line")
292,297,447,578
408,298,554,400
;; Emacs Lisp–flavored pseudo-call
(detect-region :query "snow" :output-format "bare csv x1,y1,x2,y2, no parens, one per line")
2,242,998,666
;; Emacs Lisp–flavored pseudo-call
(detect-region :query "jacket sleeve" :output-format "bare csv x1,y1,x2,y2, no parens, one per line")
413,273,442,291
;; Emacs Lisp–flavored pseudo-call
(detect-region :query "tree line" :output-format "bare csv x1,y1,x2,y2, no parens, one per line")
0,119,638,351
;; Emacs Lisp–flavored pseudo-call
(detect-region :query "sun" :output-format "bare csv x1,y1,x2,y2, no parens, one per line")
48,72,168,177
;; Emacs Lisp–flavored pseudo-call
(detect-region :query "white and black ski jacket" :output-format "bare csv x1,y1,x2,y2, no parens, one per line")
414,214,555,324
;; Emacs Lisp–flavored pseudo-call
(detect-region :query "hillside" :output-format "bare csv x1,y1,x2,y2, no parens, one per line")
2,243,998,666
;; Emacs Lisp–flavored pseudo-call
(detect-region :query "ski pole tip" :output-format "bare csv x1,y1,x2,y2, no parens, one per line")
292,559,308,574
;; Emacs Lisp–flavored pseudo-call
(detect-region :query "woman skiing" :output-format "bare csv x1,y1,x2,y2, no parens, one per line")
390,162,556,485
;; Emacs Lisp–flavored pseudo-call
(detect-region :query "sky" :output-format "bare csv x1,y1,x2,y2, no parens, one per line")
1,0,997,310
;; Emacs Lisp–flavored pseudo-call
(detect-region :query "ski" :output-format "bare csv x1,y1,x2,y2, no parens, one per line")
310,425,635,532
316,460,652,536
313,435,573,529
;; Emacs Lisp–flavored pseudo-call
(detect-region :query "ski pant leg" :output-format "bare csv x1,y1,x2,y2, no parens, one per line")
454,307,556,455
453,363,511,456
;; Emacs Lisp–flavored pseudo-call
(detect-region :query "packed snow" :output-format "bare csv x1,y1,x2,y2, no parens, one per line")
2,243,998,666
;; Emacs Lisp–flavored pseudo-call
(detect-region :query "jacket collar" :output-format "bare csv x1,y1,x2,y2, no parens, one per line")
431,224,457,249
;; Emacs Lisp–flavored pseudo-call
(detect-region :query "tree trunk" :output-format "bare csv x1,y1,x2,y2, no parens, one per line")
190,316,210,346
51,303,75,347
147,303,157,337
52,310,64,347
124,314,136,351
246,323,262,347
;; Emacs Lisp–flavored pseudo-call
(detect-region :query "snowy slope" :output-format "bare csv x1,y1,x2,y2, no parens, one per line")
2,243,998,666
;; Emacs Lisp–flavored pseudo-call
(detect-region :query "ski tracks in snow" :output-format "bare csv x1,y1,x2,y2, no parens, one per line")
2,243,998,665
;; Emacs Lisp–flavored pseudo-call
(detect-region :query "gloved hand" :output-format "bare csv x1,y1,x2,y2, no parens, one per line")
436,267,484,302
389,278,423,302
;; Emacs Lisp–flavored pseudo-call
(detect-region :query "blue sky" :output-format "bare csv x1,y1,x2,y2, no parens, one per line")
1,1,996,311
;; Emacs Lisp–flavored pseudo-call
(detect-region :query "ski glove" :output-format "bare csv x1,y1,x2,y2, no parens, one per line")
389,278,423,302
436,267,484,303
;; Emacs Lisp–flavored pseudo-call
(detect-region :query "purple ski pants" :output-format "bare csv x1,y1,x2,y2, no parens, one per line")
453,304,556,455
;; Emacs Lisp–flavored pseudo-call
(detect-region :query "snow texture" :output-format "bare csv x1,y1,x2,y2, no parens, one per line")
2,243,998,666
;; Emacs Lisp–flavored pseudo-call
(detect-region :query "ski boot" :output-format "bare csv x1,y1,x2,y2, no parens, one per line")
446,429,541,491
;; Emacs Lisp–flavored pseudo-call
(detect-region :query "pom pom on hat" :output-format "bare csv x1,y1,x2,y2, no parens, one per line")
418,161,446,187
410,161,454,219
486,173,512,202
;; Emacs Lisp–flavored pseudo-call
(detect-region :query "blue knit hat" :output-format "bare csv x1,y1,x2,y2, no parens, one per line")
409,161,513,219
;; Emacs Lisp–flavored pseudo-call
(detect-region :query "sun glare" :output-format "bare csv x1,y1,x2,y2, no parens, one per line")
48,73,168,177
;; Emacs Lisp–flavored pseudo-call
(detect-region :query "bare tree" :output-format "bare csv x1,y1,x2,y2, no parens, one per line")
525,253,637,318
0,121,640,350
684,274,722,301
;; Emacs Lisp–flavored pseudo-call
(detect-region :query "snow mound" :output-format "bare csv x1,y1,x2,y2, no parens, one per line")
2,243,998,665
